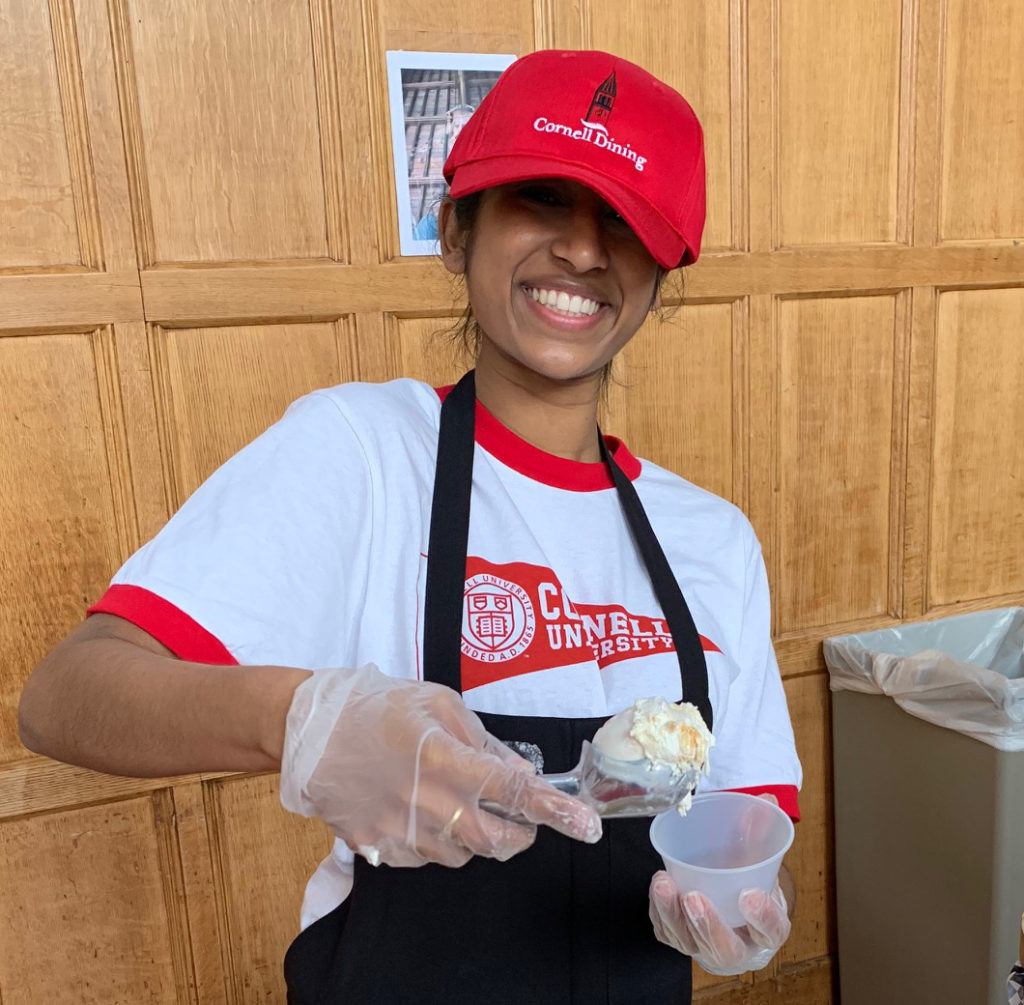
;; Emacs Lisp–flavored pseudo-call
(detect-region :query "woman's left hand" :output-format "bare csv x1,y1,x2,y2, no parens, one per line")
647,792,792,975
648,872,790,975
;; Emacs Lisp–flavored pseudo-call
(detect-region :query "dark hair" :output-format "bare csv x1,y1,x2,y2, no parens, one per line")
439,191,685,381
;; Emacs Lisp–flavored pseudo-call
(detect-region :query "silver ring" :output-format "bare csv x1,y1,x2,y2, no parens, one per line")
440,805,463,840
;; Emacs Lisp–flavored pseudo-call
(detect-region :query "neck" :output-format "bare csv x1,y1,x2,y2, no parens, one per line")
472,341,604,463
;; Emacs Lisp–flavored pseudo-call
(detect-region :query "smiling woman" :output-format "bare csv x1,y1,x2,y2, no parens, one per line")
18,47,801,1005
436,179,662,454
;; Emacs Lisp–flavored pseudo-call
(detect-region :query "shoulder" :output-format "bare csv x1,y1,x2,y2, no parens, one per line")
634,456,758,554
309,378,440,445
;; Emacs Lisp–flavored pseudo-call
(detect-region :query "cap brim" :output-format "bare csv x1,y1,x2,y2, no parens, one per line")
447,155,693,269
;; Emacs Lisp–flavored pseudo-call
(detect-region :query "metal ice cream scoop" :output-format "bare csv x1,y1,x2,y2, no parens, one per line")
483,739,701,822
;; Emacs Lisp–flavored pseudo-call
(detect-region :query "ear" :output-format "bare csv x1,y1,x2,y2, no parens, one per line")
438,198,467,275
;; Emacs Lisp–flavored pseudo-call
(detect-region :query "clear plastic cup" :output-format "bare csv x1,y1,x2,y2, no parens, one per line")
649,791,794,927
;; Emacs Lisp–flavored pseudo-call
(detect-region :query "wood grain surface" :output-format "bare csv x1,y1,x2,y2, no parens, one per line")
1,0,1021,1000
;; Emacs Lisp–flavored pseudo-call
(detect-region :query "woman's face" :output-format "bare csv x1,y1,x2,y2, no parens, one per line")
440,179,661,385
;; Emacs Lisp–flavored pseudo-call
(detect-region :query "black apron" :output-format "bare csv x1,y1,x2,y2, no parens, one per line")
284,371,713,1004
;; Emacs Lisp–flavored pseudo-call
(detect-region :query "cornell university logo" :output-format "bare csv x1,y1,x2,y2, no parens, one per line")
461,574,536,663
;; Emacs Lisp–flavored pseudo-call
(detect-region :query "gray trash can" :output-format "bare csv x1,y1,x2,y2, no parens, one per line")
824,608,1024,1005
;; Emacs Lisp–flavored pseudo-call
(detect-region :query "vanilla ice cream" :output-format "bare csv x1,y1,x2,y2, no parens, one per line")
593,697,714,777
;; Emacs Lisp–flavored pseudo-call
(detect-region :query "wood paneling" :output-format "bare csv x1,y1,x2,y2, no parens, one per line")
125,246,1024,330
929,287,1024,606
120,0,336,265
777,0,905,247
0,792,189,1003
579,0,738,252
776,295,899,633
0,330,131,762
610,300,740,503
780,673,834,966
153,319,356,504
940,0,1024,242
0,0,82,269
392,313,471,388
3,1,1022,1001
206,774,333,1002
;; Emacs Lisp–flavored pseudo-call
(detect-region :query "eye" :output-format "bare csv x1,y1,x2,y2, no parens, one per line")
516,184,566,207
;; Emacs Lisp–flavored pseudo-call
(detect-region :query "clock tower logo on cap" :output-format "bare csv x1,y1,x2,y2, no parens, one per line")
582,70,616,133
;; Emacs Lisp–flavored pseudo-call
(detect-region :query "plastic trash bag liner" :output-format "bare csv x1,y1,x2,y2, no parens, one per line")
823,607,1024,752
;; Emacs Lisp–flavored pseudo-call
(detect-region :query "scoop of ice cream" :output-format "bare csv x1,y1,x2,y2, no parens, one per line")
592,697,714,776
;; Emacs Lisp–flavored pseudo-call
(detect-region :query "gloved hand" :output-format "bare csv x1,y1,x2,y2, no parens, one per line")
280,664,602,868
648,793,791,975
648,873,790,975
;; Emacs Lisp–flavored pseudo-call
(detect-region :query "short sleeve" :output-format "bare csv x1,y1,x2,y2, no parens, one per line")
703,534,803,820
89,391,373,670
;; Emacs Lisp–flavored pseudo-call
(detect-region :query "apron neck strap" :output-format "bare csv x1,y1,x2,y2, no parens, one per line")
423,369,712,732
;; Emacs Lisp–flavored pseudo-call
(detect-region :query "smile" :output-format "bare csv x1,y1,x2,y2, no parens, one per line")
523,285,604,318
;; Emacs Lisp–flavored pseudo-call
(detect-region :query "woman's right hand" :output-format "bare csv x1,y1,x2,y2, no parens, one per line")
279,664,602,867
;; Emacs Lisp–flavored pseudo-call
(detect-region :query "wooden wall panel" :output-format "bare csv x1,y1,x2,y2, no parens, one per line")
392,313,470,388
153,320,357,505
779,673,834,967
776,0,904,247
0,330,131,762
776,295,898,633
929,287,1024,607
579,0,738,252
940,0,1024,242
0,0,82,269
206,774,333,1002
0,792,189,1003
611,301,739,503
120,0,337,265
3,2,1023,1002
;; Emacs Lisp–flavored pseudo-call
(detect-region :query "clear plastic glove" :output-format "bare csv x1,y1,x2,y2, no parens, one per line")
280,664,602,868
648,873,790,975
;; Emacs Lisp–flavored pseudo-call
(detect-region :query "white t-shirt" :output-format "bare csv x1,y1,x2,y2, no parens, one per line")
90,378,802,930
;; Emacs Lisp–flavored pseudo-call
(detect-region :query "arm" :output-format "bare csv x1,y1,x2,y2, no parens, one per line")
19,614,602,868
18,613,310,777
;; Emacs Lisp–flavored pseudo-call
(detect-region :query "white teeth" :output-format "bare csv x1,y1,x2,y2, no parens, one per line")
526,287,602,317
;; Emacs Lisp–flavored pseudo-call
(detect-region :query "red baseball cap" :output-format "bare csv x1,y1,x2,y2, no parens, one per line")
443,49,706,268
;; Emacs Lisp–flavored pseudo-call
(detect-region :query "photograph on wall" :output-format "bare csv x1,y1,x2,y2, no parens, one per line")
386,50,516,257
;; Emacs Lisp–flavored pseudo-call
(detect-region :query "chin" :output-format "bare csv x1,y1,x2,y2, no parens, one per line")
515,352,607,385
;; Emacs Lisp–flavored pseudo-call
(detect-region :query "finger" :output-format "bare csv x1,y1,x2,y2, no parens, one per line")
453,804,538,861
482,766,602,844
739,885,791,949
465,750,601,843
648,872,699,956
683,892,748,972
758,792,779,806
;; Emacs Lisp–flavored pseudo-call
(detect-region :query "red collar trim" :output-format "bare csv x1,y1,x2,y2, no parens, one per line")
435,386,642,492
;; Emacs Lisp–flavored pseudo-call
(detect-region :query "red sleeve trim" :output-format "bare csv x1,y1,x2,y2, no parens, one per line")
87,585,238,666
722,784,801,822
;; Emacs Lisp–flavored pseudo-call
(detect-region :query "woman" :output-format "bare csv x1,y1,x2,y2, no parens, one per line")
19,50,800,1002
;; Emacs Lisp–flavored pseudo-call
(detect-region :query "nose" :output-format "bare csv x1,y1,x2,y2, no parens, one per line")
549,203,609,273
